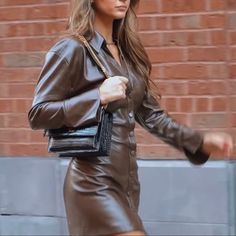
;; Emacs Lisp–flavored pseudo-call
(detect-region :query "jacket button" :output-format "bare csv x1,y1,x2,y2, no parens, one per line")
130,150,136,156
128,112,133,118
129,131,134,137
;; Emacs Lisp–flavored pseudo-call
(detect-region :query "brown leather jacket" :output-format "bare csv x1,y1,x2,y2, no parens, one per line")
28,32,209,165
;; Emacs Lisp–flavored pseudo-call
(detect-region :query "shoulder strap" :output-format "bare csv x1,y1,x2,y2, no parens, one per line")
77,35,110,79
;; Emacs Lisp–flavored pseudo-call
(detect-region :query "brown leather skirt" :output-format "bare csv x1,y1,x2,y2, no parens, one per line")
63,140,145,236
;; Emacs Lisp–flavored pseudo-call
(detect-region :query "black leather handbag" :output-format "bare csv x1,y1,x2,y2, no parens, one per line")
45,35,113,158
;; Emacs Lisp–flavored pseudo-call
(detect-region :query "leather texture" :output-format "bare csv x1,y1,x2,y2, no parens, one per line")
28,31,209,235
47,110,113,157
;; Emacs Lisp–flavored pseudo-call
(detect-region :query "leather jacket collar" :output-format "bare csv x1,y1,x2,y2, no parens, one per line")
89,31,105,53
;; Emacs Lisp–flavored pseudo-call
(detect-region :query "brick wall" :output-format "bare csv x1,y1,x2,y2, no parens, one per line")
0,0,235,159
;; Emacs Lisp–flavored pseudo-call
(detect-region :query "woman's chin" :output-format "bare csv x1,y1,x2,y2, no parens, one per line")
113,14,127,20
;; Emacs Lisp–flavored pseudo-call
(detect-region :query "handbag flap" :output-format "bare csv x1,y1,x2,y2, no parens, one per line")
46,125,99,138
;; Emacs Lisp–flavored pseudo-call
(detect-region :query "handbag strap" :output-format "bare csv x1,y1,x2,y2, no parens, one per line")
77,35,110,79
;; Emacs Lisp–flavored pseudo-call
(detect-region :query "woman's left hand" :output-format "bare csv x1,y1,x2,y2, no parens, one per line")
202,132,233,157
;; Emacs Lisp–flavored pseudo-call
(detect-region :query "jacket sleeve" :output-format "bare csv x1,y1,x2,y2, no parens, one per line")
28,39,102,130
135,90,209,165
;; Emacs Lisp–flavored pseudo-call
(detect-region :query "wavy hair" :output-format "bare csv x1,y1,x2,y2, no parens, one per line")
67,0,156,92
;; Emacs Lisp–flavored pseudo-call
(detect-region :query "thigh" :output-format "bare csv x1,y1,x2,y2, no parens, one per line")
114,231,145,236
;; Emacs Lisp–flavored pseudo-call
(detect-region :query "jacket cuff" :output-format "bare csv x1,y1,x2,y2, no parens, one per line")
183,137,209,165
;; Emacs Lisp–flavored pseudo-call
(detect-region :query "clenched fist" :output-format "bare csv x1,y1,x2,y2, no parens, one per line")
99,76,129,105
202,132,233,157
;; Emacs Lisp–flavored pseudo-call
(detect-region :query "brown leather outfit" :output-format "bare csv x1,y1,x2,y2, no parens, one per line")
28,32,209,236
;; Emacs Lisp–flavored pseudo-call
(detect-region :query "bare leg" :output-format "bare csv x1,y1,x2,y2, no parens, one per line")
113,231,146,236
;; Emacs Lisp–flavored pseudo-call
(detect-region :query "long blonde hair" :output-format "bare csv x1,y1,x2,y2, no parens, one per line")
68,0,154,91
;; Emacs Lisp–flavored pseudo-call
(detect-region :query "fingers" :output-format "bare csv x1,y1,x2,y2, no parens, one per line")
99,76,129,104
108,76,128,98
117,76,129,84
223,135,233,157
223,143,231,157
203,132,233,157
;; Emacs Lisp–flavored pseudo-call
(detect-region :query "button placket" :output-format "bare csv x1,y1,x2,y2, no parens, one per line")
126,96,137,210
129,170,134,177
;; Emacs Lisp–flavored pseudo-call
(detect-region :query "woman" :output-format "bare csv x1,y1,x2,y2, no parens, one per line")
28,0,233,235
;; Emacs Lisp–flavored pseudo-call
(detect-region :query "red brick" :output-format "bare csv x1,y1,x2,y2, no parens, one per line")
229,80,236,94
147,47,185,63
228,13,236,29
230,96,236,111
5,114,29,128
195,97,211,112
0,0,235,160
0,7,27,21
157,80,188,96
209,64,228,80
140,32,161,47
201,14,226,28
0,84,9,98
0,23,30,37
211,97,227,111
171,113,191,126
230,64,236,78
161,31,210,46
43,20,67,36
187,81,210,95
231,46,236,61
188,47,226,61
210,81,228,95
162,64,209,79
179,97,194,112
25,37,57,51
13,99,32,113
136,129,163,145
231,113,236,126
0,68,41,83
0,100,15,113
0,115,7,128
138,16,170,31
150,65,162,79
227,0,236,10
138,0,160,14
29,130,45,143
0,36,56,53
0,21,66,38
190,113,228,129
7,144,49,157
137,144,181,158
161,0,206,13
171,15,201,29
210,0,226,10
7,83,35,98
210,30,227,45
230,31,236,44
0,143,9,156
2,52,44,67
0,129,31,143
161,97,179,112
0,99,32,113
0,0,60,6
0,38,25,52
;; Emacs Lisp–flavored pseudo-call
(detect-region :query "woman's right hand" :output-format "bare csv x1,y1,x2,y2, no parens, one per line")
99,76,129,105
202,132,233,157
